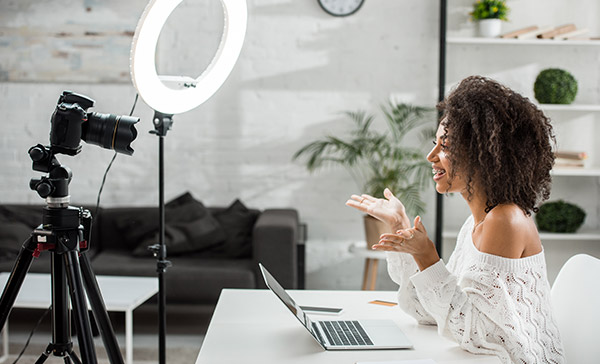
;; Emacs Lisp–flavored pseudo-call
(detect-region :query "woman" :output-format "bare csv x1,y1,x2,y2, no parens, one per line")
346,76,564,364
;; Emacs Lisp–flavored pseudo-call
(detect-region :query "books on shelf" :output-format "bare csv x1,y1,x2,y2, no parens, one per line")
538,24,576,39
554,150,588,168
517,26,554,39
499,24,598,41
556,28,589,40
500,25,539,39
500,25,554,40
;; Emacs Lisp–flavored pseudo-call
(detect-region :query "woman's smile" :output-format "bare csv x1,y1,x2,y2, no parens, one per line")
432,167,446,182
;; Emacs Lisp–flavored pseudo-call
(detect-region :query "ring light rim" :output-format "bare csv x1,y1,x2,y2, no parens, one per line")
130,0,247,115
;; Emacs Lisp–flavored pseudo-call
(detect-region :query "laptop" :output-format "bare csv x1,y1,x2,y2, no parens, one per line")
259,263,413,350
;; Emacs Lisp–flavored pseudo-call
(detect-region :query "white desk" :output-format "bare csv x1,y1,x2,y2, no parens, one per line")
196,289,501,364
0,273,158,364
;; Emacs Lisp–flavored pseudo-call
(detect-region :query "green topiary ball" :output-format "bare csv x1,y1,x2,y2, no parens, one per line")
534,68,578,104
535,200,586,233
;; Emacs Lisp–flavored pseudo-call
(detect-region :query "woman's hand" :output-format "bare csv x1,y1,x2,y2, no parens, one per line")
345,188,411,232
373,216,440,271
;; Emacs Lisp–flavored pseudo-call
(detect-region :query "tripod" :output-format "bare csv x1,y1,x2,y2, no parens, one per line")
0,145,124,364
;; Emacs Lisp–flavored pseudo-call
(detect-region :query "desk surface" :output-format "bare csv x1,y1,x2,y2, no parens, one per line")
196,289,501,364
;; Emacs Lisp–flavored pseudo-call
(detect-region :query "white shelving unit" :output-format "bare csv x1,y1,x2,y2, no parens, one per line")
448,37,600,47
539,104,600,112
443,33,600,244
552,168,600,177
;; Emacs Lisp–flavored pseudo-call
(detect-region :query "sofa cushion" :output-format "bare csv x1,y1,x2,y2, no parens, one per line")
134,192,226,256
0,205,43,261
0,221,30,260
199,199,259,259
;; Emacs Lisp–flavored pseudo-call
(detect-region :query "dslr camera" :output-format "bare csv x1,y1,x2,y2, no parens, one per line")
50,91,139,156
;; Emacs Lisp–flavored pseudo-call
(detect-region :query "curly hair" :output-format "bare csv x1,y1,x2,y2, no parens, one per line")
437,75,555,214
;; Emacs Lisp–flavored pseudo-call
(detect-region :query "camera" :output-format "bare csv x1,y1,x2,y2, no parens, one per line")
50,91,139,156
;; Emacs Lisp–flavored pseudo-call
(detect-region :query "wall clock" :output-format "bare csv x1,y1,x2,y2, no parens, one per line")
318,0,364,17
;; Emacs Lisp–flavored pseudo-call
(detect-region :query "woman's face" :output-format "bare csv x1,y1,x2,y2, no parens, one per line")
426,123,467,194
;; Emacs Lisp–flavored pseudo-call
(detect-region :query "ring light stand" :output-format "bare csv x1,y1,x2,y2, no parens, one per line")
130,1,247,363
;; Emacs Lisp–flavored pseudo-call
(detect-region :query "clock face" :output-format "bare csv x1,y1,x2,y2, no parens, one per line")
318,0,364,17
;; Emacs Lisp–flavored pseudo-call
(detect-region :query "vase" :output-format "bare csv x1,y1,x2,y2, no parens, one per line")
478,19,502,38
363,215,390,249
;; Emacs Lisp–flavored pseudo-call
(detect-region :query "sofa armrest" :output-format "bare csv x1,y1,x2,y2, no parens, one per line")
252,209,299,289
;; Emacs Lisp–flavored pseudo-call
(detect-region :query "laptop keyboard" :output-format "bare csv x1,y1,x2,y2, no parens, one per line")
316,320,374,346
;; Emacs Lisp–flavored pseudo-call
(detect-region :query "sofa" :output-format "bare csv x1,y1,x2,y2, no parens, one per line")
0,192,301,308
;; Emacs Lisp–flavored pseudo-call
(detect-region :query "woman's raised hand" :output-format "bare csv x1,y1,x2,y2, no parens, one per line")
345,188,411,231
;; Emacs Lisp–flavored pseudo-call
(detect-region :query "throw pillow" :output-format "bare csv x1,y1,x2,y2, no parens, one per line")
0,206,42,260
132,192,226,256
200,199,259,259
114,209,159,251
0,221,31,259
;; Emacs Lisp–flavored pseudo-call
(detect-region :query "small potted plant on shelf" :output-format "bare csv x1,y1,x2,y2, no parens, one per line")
293,102,435,248
470,0,509,38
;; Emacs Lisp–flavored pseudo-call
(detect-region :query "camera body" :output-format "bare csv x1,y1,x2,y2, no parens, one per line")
50,91,138,156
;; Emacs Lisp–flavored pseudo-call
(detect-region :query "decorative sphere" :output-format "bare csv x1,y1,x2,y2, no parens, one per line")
535,200,586,233
534,68,578,104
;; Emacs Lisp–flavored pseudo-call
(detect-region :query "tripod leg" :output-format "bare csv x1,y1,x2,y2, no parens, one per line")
0,236,38,330
66,349,82,364
34,344,53,364
80,253,125,364
51,253,71,350
63,251,97,364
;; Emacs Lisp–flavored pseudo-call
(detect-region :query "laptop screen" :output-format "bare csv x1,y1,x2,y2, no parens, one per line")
259,263,309,327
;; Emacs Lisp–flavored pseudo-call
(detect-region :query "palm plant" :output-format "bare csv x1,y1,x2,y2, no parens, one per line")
293,101,435,217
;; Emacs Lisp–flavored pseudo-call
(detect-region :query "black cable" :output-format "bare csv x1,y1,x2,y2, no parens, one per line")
93,93,139,219
129,93,139,116
94,152,117,219
11,306,50,364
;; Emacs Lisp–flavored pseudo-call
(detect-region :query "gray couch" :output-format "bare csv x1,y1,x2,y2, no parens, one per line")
0,194,300,307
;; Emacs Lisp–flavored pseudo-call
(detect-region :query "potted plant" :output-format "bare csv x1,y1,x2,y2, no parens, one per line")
470,0,509,38
293,102,435,247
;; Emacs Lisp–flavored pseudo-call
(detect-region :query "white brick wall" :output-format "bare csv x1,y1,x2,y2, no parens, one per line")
1,0,599,289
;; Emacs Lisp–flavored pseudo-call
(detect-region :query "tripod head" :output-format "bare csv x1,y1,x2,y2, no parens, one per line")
28,143,92,255
29,144,73,208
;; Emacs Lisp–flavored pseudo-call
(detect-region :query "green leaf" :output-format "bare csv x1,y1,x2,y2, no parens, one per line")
293,100,436,215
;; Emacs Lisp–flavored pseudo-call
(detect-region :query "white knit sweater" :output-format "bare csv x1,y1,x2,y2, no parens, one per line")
386,215,565,364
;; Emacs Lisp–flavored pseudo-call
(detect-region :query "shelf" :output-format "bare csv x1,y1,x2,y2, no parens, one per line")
443,230,600,241
552,168,600,176
447,37,600,46
539,104,600,112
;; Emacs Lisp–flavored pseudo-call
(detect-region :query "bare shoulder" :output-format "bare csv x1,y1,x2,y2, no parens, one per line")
476,204,542,259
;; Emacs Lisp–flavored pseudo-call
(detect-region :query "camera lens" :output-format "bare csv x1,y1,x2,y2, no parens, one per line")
82,112,139,155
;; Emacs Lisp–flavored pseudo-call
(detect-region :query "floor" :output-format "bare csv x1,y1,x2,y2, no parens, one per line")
3,303,212,363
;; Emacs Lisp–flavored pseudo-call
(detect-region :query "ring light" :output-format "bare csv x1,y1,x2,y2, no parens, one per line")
130,0,247,115
129,2,247,363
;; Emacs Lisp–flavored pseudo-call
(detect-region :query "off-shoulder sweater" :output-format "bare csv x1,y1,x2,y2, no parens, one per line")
386,215,564,364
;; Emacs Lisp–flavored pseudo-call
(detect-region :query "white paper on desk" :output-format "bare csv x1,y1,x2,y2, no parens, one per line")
356,360,436,364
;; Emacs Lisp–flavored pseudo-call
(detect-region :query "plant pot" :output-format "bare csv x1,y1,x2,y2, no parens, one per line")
363,215,390,249
478,19,502,38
